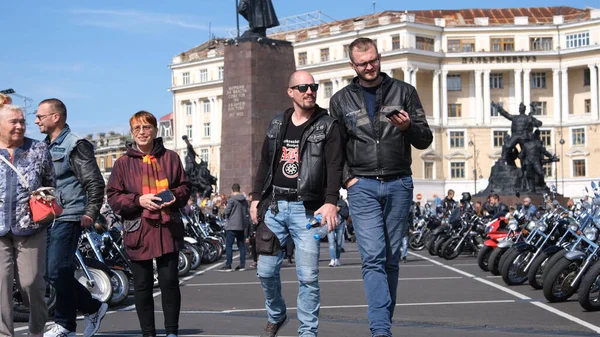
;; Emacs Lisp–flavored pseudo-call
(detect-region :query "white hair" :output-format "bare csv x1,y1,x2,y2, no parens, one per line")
0,104,23,116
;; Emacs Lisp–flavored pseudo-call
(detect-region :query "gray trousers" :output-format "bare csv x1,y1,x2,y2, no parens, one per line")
0,230,48,336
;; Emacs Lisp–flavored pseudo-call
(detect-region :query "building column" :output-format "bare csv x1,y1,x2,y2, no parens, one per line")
513,69,523,112
561,68,569,121
209,96,219,143
178,102,187,149
411,68,418,89
474,70,483,124
192,101,200,144
332,77,343,92
441,70,448,125
523,69,531,109
483,70,491,125
382,69,394,79
403,68,411,85
432,70,441,125
589,64,599,120
552,68,561,122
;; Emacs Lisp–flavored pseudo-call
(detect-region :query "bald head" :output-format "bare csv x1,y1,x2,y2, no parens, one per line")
288,71,315,88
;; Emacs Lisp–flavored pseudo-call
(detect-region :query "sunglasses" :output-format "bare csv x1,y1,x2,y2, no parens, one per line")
290,83,319,93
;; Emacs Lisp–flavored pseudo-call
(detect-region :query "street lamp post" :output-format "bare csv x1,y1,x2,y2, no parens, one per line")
469,139,477,194
560,138,565,195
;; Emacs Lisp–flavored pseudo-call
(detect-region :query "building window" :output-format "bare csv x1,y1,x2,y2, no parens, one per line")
447,74,462,91
530,37,553,51
111,154,117,166
99,157,105,170
573,159,586,177
584,68,590,86
200,69,208,82
530,101,547,116
491,102,503,117
185,102,192,116
531,72,547,89
391,35,400,50
543,162,553,178
424,162,434,179
572,127,585,146
218,67,224,80
449,131,465,148
200,148,209,163
490,73,503,89
203,100,211,113
447,39,475,53
566,32,589,49
186,125,193,139
448,104,462,118
493,130,509,148
416,36,434,51
182,72,190,85
343,45,350,59
539,130,552,147
320,48,330,62
203,123,211,138
585,99,591,113
450,162,465,179
324,81,333,98
491,37,514,52
298,52,307,66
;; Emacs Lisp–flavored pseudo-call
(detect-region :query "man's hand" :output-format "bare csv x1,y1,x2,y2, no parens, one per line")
80,215,94,228
346,177,359,189
250,200,260,224
314,203,338,233
139,194,161,211
387,110,411,131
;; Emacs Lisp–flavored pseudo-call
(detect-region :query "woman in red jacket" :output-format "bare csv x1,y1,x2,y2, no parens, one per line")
107,111,190,337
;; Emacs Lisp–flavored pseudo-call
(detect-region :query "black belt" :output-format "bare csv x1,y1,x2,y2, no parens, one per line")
357,175,405,182
272,186,299,201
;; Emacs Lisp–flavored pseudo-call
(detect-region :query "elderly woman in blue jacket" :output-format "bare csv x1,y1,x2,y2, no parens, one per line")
0,98,55,337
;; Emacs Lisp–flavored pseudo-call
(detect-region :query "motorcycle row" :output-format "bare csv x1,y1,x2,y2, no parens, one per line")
408,185,600,312
13,203,226,321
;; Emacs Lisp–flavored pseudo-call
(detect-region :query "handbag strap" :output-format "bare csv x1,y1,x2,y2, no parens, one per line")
0,154,31,191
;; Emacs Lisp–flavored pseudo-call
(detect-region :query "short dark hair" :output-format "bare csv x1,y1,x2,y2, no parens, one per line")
348,37,378,63
232,183,240,192
39,98,67,118
490,193,500,201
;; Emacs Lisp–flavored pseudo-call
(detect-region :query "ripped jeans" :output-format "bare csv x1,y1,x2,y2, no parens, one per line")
257,201,321,337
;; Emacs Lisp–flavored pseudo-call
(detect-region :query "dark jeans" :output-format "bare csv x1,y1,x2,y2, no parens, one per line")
225,230,246,267
248,235,258,263
45,220,102,332
130,252,181,337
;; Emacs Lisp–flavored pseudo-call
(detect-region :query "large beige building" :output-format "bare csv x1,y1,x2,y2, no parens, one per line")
169,6,600,199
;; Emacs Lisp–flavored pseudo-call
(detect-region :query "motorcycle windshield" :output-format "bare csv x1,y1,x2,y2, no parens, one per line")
448,208,461,226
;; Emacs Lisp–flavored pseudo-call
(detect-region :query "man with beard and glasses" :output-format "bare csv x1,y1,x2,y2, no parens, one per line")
329,38,433,337
250,70,344,337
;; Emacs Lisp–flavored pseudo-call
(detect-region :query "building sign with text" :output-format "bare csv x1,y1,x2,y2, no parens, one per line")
462,56,537,64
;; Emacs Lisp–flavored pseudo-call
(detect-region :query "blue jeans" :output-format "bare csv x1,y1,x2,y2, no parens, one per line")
225,230,246,267
347,177,413,337
46,220,102,331
257,201,321,337
327,217,345,260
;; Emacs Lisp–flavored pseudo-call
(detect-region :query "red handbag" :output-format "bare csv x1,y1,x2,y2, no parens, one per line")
0,155,63,224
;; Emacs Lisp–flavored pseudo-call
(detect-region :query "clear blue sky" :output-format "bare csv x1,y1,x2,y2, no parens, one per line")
2,0,596,140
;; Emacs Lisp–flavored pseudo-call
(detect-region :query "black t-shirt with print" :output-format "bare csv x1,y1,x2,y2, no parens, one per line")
272,121,307,189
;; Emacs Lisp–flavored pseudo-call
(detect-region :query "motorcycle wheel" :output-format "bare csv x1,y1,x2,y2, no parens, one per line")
477,245,494,272
201,239,221,264
541,249,567,284
528,252,550,289
488,247,508,276
75,267,113,303
543,257,582,302
13,282,56,322
500,249,531,285
408,232,425,251
108,270,130,307
178,250,191,277
426,234,440,255
578,261,600,311
185,243,202,270
441,237,463,260
433,235,449,257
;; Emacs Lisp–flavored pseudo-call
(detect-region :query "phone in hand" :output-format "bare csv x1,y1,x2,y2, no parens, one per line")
155,189,175,206
385,107,406,119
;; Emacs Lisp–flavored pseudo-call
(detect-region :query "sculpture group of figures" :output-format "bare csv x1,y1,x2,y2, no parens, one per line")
182,136,218,198
488,102,559,194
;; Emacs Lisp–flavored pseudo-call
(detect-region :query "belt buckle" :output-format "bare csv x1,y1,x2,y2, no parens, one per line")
375,176,385,182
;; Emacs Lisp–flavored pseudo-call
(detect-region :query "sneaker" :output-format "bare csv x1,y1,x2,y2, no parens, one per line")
83,302,108,337
341,248,346,253
44,324,75,337
401,257,407,263
259,315,288,337
219,265,233,272
335,258,341,266
328,259,335,267
235,265,246,271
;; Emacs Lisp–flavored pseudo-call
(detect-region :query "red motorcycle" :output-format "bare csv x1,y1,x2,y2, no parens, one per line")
477,216,508,271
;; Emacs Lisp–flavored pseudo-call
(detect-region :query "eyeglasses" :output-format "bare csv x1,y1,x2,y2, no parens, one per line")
34,113,57,121
290,83,319,93
353,57,380,69
131,125,154,134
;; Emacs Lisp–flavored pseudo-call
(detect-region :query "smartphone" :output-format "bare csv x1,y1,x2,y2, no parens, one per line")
385,110,400,118
155,189,175,206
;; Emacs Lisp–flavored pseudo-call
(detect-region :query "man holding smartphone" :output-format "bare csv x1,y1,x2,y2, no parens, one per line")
329,38,433,337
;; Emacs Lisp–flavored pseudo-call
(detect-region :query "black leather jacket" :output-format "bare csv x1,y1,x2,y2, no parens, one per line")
329,73,433,181
251,106,343,205
70,140,106,220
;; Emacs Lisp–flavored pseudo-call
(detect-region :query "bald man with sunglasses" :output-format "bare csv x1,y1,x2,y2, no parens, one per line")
250,70,344,337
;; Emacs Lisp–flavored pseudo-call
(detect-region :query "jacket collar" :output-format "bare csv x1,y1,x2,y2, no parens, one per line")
126,137,167,158
45,124,72,146
281,104,328,128
348,72,391,92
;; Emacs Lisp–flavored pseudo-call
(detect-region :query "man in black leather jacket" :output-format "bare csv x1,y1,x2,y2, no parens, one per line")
249,70,344,337
35,99,107,337
486,194,509,220
329,37,432,337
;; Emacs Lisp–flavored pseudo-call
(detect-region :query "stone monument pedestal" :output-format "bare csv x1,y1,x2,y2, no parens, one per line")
219,38,296,195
